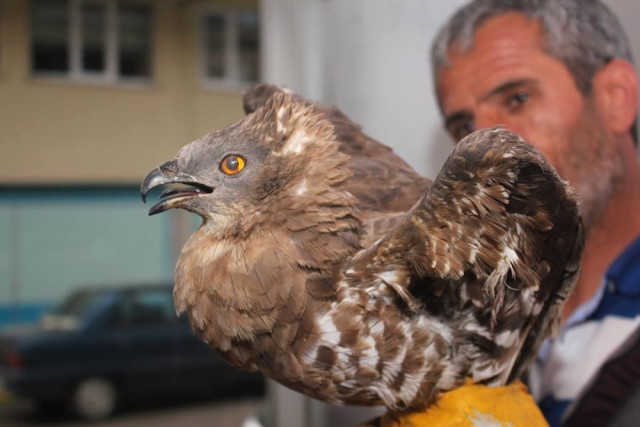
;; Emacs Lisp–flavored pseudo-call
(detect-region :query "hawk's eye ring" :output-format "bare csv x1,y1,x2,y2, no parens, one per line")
220,155,245,175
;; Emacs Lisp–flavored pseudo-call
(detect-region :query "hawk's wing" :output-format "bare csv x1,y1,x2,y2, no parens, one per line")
345,127,583,383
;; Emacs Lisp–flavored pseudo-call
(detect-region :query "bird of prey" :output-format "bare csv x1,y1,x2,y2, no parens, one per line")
141,84,583,412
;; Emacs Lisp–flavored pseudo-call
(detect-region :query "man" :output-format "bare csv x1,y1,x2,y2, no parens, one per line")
431,0,640,425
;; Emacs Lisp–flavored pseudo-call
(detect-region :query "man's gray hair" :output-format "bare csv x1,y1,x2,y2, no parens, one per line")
431,0,633,95
431,0,636,143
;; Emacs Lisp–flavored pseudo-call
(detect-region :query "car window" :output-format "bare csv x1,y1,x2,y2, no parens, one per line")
41,289,106,331
55,290,104,317
113,289,177,327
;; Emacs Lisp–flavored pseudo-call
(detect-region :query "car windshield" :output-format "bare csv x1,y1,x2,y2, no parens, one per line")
40,290,106,331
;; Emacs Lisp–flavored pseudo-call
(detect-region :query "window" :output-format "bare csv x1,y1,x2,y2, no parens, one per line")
32,0,69,73
31,0,152,83
202,9,259,87
115,289,176,326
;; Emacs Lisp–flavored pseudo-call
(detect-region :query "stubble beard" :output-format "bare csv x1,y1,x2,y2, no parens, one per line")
564,102,624,230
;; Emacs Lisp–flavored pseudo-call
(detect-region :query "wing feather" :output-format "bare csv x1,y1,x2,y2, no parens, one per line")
344,127,582,380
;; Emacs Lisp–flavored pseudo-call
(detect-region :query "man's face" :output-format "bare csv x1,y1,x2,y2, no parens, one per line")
436,13,621,225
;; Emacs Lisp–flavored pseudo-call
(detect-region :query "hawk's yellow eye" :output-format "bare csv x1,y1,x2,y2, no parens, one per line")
220,155,245,175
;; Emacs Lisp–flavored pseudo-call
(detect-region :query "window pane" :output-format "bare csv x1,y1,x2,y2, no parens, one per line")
82,1,106,72
127,290,175,325
204,14,225,79
238,12,259,82
32,0,69,73
118,2,151,78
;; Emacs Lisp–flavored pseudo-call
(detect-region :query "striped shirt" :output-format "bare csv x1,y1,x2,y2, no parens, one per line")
529,236,640,426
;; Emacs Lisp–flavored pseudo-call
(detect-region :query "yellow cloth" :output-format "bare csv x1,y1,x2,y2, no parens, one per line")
360,380,548,427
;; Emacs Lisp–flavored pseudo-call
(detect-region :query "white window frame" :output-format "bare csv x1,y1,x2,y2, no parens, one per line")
199,7,259,91
31,0,152,86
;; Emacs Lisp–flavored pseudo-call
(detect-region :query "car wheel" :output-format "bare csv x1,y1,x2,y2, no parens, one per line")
71,377,117,421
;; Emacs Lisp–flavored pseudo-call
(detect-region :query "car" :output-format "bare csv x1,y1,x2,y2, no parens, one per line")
0,284,265,420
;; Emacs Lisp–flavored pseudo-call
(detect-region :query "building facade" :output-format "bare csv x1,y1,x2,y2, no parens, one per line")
0,0,259,326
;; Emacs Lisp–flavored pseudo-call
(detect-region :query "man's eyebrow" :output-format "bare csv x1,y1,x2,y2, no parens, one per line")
443,79,537,130
444,111,473,131
481,78,537,102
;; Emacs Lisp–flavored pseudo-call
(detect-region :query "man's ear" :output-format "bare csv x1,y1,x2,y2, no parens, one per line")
592,59,638,136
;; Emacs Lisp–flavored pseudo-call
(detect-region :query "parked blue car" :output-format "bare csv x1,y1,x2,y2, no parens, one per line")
0,284,264,420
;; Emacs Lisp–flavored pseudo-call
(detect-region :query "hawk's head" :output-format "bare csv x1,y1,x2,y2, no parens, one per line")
141,92,351,235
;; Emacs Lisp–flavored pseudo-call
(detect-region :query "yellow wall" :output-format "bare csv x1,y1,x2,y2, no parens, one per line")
0,0,258,184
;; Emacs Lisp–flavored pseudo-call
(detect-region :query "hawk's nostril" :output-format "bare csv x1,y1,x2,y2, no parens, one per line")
159,160,178,175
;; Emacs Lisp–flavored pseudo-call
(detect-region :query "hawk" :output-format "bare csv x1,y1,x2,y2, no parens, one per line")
141,84,583,412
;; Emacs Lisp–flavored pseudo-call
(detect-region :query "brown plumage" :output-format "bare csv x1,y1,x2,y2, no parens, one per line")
140,84,583,412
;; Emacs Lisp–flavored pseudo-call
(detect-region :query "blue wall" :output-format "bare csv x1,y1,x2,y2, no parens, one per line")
0,187,178,327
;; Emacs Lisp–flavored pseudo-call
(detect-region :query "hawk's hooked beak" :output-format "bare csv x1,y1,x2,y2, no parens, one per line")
141,160,213,216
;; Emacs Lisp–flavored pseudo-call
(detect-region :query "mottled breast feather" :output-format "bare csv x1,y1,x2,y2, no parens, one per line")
148,84,583,413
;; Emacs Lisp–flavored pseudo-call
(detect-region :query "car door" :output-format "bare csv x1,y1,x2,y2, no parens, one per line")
108,287,183,393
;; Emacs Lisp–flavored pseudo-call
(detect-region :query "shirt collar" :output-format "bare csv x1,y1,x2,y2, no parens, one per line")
605,236,640,296
536,235,640,361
